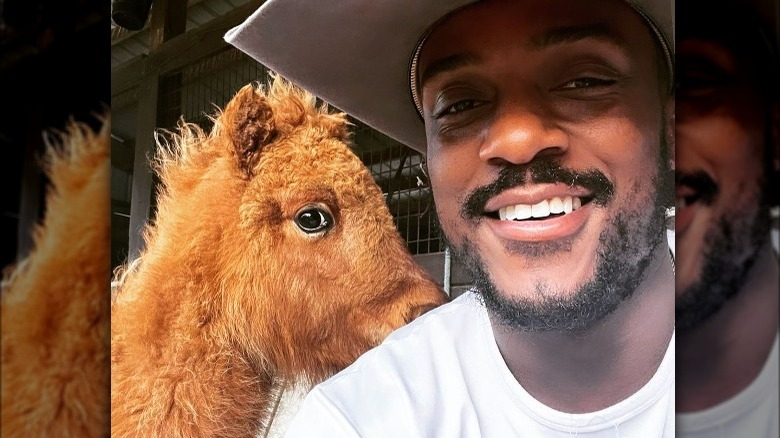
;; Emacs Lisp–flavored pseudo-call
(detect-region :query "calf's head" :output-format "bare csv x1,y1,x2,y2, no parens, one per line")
163,78,447,381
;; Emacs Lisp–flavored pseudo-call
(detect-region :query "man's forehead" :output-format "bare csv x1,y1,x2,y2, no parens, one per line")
419,19,643,94
528,24,628,50
419,22,631,78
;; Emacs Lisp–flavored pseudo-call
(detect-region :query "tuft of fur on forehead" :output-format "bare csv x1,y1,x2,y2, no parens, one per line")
153,76,350,189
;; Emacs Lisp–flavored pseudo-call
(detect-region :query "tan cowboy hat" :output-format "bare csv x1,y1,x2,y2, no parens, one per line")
225,0,674,154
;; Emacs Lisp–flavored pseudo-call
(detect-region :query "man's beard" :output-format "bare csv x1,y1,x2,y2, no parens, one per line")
438,146,670,333
675,173,771,332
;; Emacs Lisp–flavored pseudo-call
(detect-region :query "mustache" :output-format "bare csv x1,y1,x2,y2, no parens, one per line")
675,170,719,205
462,158,615,220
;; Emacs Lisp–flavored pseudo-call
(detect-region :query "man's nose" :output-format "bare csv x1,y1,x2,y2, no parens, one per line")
479,105,568,165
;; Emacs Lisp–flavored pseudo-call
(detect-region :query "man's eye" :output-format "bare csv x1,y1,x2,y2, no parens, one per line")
558,77,616,90
436,99,480,117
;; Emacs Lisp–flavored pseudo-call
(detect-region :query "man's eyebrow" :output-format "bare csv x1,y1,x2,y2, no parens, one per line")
528,24,626,50
419,54,480,90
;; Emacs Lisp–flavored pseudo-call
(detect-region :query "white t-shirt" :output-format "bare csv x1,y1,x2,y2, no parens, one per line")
676,334,779,438
284,291,675,437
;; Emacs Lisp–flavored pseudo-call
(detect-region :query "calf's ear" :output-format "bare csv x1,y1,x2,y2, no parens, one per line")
221,83,275,178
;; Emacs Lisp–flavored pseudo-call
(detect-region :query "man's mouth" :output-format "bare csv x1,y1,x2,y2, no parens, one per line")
460,160,613,243
486,195,593,221
483,192,596,243
462,160,614,221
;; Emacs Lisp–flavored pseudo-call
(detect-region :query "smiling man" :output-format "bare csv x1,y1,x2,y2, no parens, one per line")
675,1,779,436
226,0,675,435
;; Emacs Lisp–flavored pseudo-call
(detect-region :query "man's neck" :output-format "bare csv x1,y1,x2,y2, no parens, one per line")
489,243,675,413
677,242,779,413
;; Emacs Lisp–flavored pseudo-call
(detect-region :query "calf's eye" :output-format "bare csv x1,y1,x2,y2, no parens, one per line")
294,206,334,235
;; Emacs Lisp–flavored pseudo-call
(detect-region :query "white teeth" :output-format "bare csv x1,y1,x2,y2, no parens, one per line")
563,196,573,214
515,204,532,220
531,200,550,218
497,196,582,221
549,197,564,214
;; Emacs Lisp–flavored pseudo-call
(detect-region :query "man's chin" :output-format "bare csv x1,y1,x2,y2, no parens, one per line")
489,272,591,305
460,208,665,332
475,274,629,332
468,248,646,333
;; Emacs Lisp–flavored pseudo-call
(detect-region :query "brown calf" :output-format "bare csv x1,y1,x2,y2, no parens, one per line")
110,77,447,437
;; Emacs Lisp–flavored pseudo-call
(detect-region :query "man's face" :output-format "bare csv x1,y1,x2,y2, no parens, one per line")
418,0,671,331
675,37,771,330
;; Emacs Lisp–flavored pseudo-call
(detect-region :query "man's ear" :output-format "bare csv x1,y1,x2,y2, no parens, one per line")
220,83,276,179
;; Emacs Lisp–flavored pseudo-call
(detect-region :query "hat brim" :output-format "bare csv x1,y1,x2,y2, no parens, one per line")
225,0,673,154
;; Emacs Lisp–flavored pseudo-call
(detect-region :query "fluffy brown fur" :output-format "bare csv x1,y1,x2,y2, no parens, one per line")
1,119,111,436
110,77,447,437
